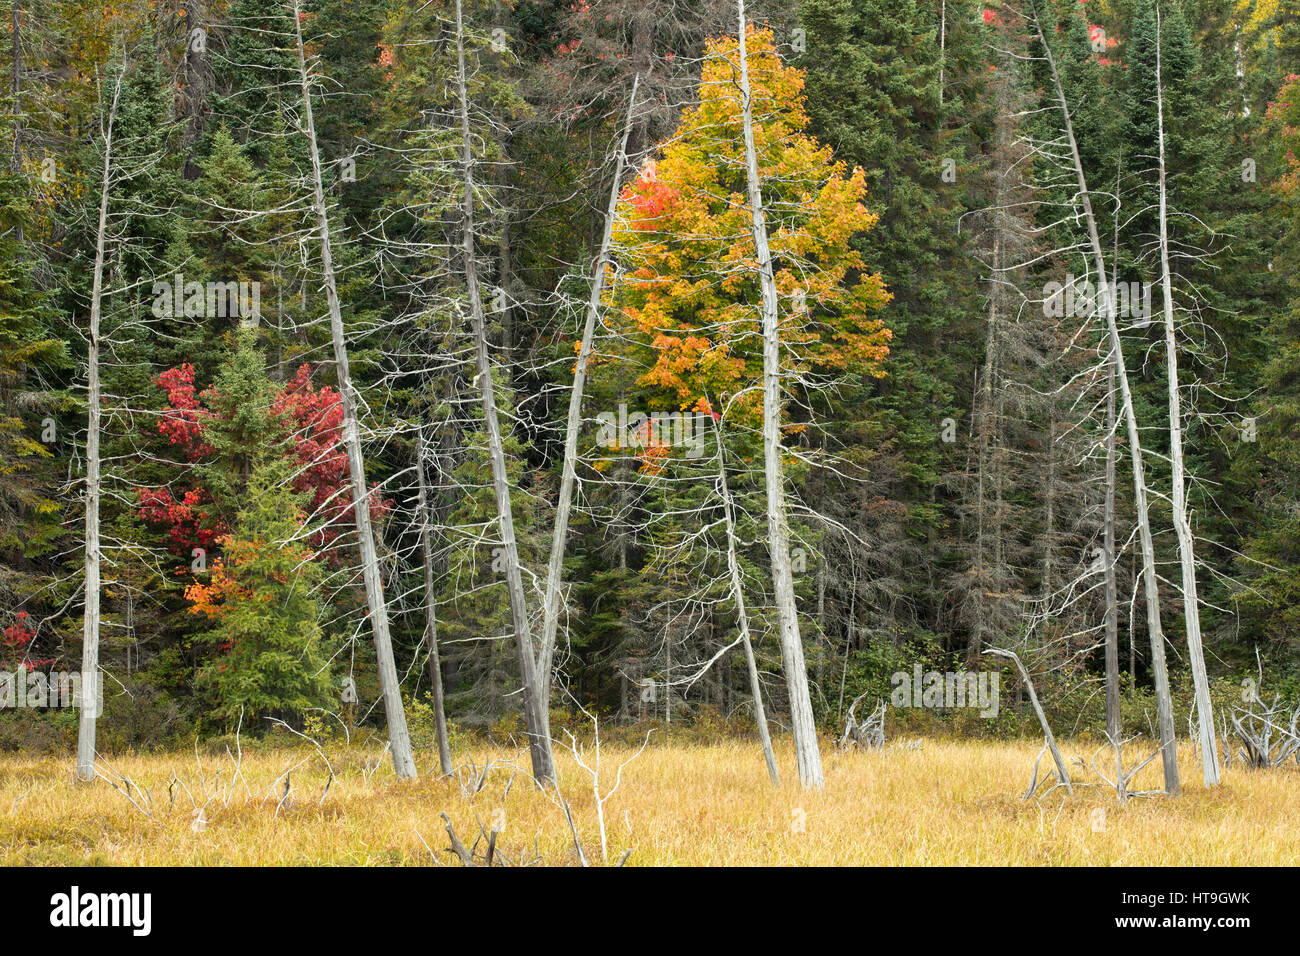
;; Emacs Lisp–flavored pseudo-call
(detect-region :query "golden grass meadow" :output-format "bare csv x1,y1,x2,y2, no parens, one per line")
1,733,1296,866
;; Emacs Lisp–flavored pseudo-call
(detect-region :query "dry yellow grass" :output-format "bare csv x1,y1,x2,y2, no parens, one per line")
1,735,1296,865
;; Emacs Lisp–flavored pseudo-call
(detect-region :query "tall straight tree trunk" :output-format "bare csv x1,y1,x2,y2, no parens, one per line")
971,94,1008,666
1105,361,1122,794
181,0,211,180
712,413,780,785
1029,0,1179,794
1105,173,1122,793
972,252,996,667
537,76,640,705
416,425,452,775
76,68,123,783
292,0,416,780
453,0,556,786
737,0,823,789
1154,7,1219,786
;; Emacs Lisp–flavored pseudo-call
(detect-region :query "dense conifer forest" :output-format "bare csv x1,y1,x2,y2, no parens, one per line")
1,0,1298,817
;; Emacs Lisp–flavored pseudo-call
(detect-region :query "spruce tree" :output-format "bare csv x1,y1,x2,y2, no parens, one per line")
189,456,334,727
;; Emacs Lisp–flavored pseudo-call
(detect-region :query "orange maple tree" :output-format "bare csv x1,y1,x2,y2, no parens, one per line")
608,27,892,430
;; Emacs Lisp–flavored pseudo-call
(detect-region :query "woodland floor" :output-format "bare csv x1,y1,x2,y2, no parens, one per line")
0,737,1295,865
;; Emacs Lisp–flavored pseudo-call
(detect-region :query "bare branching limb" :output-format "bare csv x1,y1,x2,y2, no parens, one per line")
76,62,125,784
290,0,416,780
985,647,1072,796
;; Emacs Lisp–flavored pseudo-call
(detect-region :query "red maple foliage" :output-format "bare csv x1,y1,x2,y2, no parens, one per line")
1,612,53,671
271,364,389,542
621,159,680,227
138,364,386,566
137,486,220,553
155,364,213,460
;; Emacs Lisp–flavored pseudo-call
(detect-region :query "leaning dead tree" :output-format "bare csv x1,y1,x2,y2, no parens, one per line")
1153,5,1219,785
292,0,416,780
453,0,555,786
1026,0,1179,795
711,409,780,785
76,63,124,783
1103,173,1125,798
537,76,641,717
737,0,824,790
985,647,1072,797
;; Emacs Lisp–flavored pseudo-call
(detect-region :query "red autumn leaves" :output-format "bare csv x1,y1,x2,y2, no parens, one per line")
137,363,381,567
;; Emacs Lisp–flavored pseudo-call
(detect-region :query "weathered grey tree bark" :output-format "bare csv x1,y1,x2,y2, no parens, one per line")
181,0,213,180
972,237,998,668
453,0,556,786
737,0,823,789
1104,362,1123,796
292,0,416,780
76,68,123,783
1105,178,1123,796
537,76,640,705
712,413,781,785
1029,0,1179,795
416,425,452,775
1154,7,1219,786
970,73,1012,667
985,648,1072,795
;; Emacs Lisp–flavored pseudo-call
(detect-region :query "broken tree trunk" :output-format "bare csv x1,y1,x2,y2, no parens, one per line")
293,0,416,780
454,0,556,786
737,0,824,789
839,694,885,752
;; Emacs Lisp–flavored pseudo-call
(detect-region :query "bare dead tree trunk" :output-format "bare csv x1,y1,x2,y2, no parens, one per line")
1029,0,1179,795
972,254,996,666
292,0,416,780
537,76,640,704
971,132,1006,667
76,68,124,783
737,0,823,789
1105,174,1123,796
712,413,780,785
986,648,1072,795
1154,7,1218,786
416,425,452,775
1104,362,1123,795
453,0,556,786
181,0,213,180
